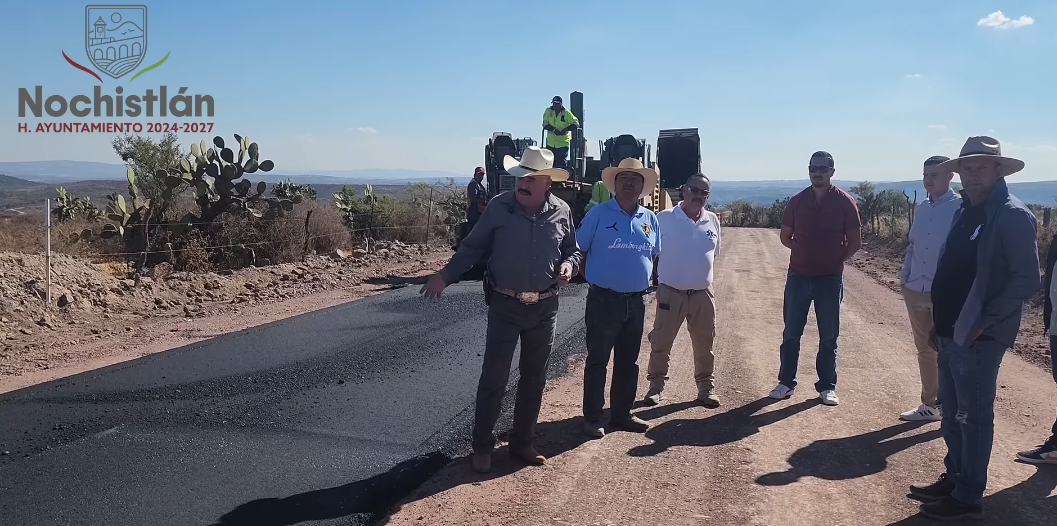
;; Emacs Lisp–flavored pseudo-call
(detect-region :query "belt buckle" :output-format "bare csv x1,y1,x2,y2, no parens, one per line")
518,291,540,304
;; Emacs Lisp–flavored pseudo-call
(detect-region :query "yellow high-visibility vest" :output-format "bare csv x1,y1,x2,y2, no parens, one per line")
543,107,579,148
585,180,611,212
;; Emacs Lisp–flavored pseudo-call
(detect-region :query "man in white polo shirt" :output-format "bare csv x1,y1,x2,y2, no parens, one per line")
897,155,961,422
643,173,723,408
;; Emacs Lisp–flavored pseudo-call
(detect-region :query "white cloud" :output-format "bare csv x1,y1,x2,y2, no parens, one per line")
906,74,922,78
344,126,377,134
927,124,947,130
977,11,1034,30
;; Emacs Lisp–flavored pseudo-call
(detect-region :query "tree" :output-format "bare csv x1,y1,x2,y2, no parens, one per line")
767,197,790,228
110,132,188,218
850,182,884,234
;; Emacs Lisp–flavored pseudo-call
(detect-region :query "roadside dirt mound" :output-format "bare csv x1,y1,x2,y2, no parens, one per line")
0,241,451,381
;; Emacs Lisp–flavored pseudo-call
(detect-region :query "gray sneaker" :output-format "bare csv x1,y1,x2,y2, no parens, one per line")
642,388,663,406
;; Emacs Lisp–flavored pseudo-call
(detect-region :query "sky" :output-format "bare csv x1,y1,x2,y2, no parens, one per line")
3,0,1057,182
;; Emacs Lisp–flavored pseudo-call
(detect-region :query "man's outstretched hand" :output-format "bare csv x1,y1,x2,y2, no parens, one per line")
420,273,448,299
558,262,574,286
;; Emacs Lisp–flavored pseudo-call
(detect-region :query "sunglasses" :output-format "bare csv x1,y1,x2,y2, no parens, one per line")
808,165,831,174
684,186,710,196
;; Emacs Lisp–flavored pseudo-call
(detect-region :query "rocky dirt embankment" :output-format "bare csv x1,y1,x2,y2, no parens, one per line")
0,241,453,390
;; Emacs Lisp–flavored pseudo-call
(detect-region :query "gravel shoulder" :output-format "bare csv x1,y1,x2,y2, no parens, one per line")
379,227,1057,526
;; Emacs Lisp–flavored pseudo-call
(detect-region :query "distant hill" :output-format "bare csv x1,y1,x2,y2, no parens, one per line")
0,161,464,186
0,174,46,190
707,180,1057,207
3,161,1055,207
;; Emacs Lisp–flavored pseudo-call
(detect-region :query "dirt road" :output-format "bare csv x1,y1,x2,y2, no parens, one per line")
380,227,1057,526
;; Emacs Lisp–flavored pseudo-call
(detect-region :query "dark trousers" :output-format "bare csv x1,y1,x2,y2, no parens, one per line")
937,336,1007,505
547,146,569,169
583,285,646,422
472,293,559,453
1048,335,1057,447
778,271,843,392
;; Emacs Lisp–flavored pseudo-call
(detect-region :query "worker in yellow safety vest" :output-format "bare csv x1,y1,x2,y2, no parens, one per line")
542,95,579,169
585,179,611,212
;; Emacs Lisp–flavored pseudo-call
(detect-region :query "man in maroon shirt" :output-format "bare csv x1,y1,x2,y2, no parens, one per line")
769,151,862,406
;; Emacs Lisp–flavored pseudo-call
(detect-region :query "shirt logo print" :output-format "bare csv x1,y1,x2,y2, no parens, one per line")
970,225,982,241
641,223,652,236
605,222,618,231
704,229,717,240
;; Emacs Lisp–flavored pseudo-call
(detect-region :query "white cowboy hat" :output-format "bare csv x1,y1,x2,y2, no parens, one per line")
600,157,659,199
502,146,570,181
937,136,1025,177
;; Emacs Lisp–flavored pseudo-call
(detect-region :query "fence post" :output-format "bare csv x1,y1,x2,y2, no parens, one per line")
302,209,313,258
424,187,433,246
44,198,52,307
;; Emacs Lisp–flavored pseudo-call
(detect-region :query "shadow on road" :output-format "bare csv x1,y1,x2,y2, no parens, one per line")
887,462,1057,526
627,397,820,457
755,421,941,486
208,417,590,526
207,451,451,526
375,415,591,524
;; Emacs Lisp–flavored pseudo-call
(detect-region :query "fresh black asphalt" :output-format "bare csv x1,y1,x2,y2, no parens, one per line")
0,281,591,526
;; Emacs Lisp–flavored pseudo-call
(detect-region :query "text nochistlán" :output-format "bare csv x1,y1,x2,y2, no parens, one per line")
18,86,215,118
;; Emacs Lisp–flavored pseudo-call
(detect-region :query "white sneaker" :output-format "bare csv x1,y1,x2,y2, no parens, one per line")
769,384,794,400
820,390,839,406
899,403,942,421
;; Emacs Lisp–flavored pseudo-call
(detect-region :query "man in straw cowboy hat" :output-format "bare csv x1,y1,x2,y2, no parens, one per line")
642,172,723,408
421,146,582,473
908,136,1040,521
576,157,661,438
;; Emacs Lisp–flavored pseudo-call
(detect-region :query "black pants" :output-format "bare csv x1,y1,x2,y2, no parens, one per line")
583,285,646,422
472,293,559,453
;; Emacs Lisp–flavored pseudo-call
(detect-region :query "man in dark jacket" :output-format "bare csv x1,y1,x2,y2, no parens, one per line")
908,136,1041,521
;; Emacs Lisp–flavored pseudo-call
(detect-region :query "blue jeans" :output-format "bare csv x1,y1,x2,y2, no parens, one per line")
937,336,1008,506
778,271,843,392
583,285,647,422
1047,335,1057,447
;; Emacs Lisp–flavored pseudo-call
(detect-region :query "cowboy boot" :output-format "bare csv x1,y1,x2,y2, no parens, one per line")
509,445,546,466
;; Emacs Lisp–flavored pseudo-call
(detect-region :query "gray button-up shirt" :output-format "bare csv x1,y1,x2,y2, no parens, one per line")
899,189,962,293
440,191,582,292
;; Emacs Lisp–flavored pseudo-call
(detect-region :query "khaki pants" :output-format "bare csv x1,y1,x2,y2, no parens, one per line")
903,286,939,407
646,283,717,394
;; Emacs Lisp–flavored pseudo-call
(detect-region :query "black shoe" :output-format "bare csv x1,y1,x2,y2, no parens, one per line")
910,473,955,502
920,496,984,521
610,415,650,433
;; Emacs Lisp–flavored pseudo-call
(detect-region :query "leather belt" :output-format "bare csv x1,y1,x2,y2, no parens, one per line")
662,283,708,295
493,286,558,305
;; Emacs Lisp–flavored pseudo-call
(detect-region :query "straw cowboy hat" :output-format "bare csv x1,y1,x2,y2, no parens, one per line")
937,135,1025,177
601,157,659,199
503,146,570,181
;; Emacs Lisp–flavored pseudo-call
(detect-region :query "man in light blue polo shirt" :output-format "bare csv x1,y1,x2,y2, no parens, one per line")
576,157,661,438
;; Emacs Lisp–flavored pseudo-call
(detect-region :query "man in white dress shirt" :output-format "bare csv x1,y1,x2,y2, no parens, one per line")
897,155,962,421
642,173,723,408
